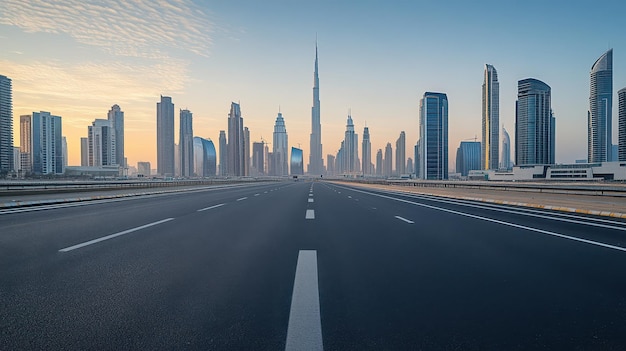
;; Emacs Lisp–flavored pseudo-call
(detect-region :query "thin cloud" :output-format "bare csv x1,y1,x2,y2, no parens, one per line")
0,0,214,58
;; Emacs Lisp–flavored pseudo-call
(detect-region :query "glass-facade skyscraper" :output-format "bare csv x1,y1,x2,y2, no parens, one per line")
515,78,555,165
418,92,448,180
619,87,626,162
362,126,371,175
28,112,63,174
588,49,613,163
291,147,303,175
482,64,499,170
228,102,245,176
308,43,323,174
179,109,193,177
193,137,216,177
501,126,511,170
272,112,288,176
107,104,124,168
0,75,13,173
395,131,406,175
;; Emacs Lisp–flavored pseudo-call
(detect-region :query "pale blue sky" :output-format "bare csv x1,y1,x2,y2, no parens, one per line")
1,0,625,167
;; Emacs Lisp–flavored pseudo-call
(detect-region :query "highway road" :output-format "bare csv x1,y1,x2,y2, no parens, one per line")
1,180,626,350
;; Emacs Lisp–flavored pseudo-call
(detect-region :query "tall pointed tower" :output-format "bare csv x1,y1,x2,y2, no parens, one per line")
308,42,323,174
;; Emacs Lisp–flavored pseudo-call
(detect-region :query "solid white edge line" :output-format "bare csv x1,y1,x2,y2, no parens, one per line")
59,218,175,252
285,250,323,351
395,215,414,224
337,185,626,253
306,209,315,219
236,197,248,201
197,203,225,212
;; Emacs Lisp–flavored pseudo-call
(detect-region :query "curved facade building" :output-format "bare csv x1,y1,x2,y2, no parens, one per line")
588,49,613,163
501,126,511,170
193,137,216,177
291,147,303,175
515,79,555,165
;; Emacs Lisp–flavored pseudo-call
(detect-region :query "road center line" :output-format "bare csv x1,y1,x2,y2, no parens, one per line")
339,186,626,253
306,209,315,219
59,218,175,252
197,203,225,212
308,198,314,203
236,197,248,201
285,250,323,351
395,216,414,224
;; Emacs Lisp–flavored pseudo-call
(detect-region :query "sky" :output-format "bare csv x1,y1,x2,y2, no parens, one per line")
1,0,626,170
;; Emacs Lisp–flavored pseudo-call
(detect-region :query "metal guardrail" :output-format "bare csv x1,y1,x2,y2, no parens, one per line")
0,178,277,196
335,179,626,197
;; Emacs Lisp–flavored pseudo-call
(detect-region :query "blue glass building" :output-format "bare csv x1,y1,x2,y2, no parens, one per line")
456,141,481,176
588,49,613,163
515,78,555,165
193,137,216,177
418,92,448,180
291,147,303,175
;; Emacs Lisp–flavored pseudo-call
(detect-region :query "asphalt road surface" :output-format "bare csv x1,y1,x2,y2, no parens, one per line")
1,180,626,350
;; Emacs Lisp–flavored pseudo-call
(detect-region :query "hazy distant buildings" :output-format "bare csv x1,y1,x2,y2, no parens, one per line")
107,104,124,168
291,147,303,175
252,141,265,175
362,126,371,175
193,137,216,177
157,95,175,176
482,64,499,170
0,75,13,173
343,114,359,173
272,111,289,176
80,137,88,166
395,131,406,175
376,149,383,176
227,102,245,176
244,126,250,176
456,141,481,176
308,43,323,174
326,154,335,175
515,78,555,165
137,161,151,177
418,92,448,180
24,112,63,174
219,130,227,176
588,49,613,163
384,142,392,177
179,109,193,177
501,126,512,169
407,157,413,175
617,88,626,161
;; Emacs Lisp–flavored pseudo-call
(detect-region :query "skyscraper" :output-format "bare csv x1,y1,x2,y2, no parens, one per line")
376,149,383,176
501,126,511,169
384,142,393,177
395,131,406,175
219,130,227,176
157,96,175,176
343,114,359,173
326,154,335,175
88,119,116,167
515,78,555,165
362,126,371,175
19,115,31,173
418,92,448,180
27,112,63,174
107,104,124,168
456,141,481,176
227,102,245,176
588,49,613,163
273,111,289,176
617,88,626,161
179,109,194,177
62,136,67,169
308,43,323,174
0,75,13,173
244,126,250,176
482,64,499,170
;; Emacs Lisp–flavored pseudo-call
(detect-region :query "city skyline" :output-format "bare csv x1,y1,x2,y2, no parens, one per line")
2,1,626,170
